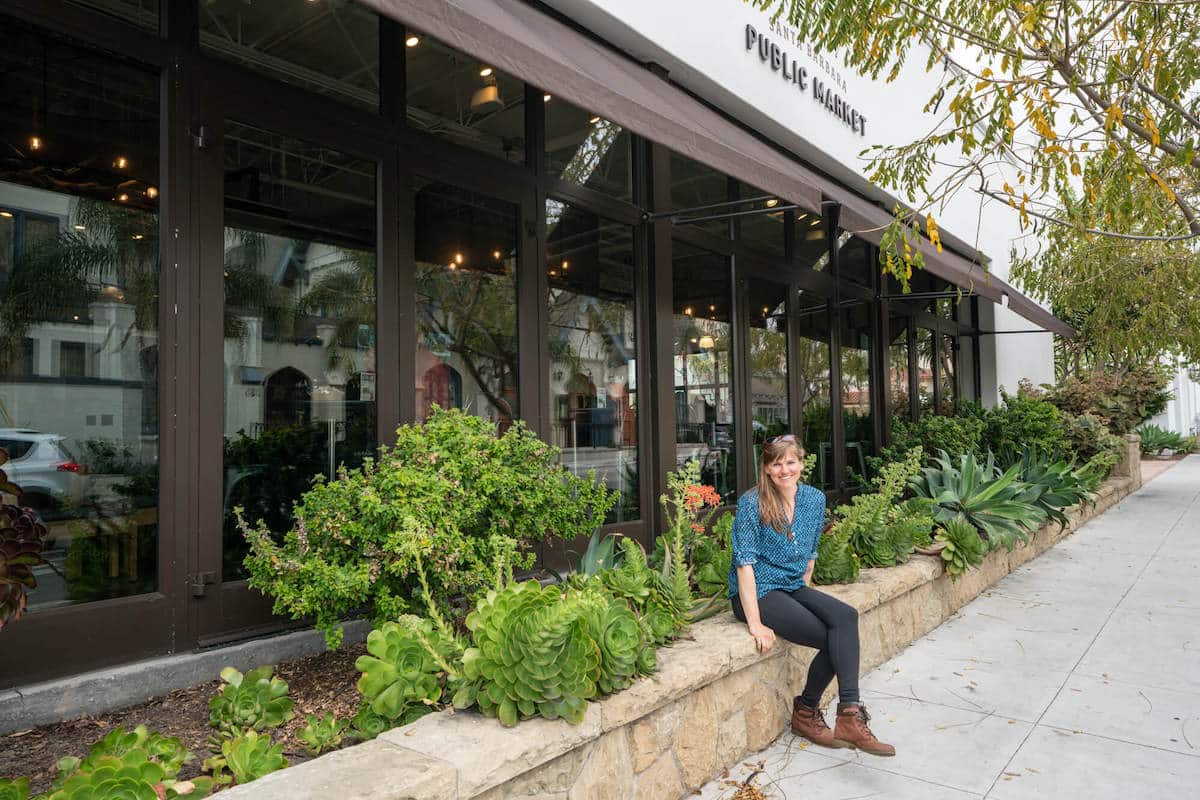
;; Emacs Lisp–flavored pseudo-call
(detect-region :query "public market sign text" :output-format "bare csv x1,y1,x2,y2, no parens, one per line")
744,24,867,137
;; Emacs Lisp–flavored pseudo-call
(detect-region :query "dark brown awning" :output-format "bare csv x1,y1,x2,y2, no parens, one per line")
362,0,1072,338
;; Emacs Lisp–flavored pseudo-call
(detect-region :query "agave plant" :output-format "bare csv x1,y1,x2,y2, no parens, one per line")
355,615,460,722
454,580,600,726
1012,450,1097,529
935,515,987,579
0,473,49,631
295,712,348,757
206,730,287,787
910,450,1046,551
208,666,294,738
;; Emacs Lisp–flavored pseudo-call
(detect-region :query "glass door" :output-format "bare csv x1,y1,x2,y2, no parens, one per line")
193,102,380,642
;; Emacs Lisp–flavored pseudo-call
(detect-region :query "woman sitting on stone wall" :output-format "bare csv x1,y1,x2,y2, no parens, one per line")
728,435,895,757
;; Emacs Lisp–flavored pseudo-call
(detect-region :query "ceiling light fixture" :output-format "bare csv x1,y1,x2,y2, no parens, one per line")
29,136,42,151
470,73,503,112
765,198,778,208
454,252,464,264
115,156,129,169
146,186,158,199
698,335,715,349
479,67,494,77
492,250,502,260
406,35,420,47
543,93,552,102
73,224,86,231
561,260,569,269
117,193,129,202
589,116,601,124
132,233,145,240
0,211,12,218
683,306,693,316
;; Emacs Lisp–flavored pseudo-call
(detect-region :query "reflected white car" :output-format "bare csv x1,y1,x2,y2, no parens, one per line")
0,428,87,513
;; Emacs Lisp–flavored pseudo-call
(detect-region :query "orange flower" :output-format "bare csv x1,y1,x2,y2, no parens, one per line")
684,484,722,511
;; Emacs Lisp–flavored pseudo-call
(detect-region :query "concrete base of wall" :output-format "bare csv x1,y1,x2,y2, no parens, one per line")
218,468,1140,800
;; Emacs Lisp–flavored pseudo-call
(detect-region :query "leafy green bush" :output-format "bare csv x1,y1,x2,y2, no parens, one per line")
936,515,986,579
1039,367,1171,434
910,450,1046,551
241,408,617,647
1062,412,1125,476
295,713,348,757
1136,424,1194,454
981,390,1068,458
832,448,925,568
877,414,984,468
208,666,294,739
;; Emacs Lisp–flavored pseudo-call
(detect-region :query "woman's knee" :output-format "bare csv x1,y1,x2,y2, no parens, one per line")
836,602,859,627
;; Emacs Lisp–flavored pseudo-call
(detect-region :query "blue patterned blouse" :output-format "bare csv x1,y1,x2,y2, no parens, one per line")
727,485,826,598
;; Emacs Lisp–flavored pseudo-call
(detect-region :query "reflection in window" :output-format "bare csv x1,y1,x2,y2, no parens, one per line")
957,334,976,403
545,101,631,200
748,280,789,467
939,333,957,414
737,190,786,258
69,0,158,30
222,122,377,580
916,327,934,413
798,213,829,268
415,181,518,426
201,1,380,109
889,319,911,420
672,241,735,502
0,25,160,606
841,304,873,488
670,154,730,238
839,236,875,287
407,33,525,162
546,201,638,522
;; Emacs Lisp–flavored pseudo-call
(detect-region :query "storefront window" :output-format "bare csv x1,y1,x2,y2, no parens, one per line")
957,334,976,403
69,0,158,30
798,213,828,267
889,319,911,420
414,181,519,426
201,1,379,110
406,33,525,162
794,291,832,491
0,25,161,605
841,304,873,488
916,327,935,414
222,122,377,580
545,100,631,201
839,236,875,288
748,280,789,467
671,154,730,238
546,201,637,522
737,188,786,258
672,240,735,503
939,332,957,414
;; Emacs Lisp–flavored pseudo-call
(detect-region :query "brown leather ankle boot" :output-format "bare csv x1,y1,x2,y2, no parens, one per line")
832,704,896,757
790,700,842,748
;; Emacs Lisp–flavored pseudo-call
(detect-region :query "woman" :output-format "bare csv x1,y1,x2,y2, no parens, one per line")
727,435,895,757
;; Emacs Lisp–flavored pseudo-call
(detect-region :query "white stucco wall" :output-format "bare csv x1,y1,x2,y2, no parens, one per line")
1149,368,1200,436
544,0,1057,399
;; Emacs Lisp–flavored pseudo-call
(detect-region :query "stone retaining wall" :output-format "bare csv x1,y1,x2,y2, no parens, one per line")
228,447,1141,800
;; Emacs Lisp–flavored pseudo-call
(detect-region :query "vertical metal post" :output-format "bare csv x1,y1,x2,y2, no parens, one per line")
822,200,846,496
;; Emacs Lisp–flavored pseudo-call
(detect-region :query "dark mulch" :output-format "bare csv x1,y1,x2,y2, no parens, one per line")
0,643,367,795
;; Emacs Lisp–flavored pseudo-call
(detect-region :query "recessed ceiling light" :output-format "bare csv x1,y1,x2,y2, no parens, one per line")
117,193,129,202
146,186,158,199
132,233,145,240
0,211,12,218
29,136,42,150
492,250,502,260
479,67,494,77
543,93,552,102
589,116,601,124
454,252,464,264
115,156,129,169
405,35,420,47
74,224,86,231
765,198,778,208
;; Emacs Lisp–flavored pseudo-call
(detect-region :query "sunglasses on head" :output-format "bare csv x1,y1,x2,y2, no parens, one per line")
764,434,798,445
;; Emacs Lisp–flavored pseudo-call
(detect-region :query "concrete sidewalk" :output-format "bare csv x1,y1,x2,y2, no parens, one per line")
699,455,1200,800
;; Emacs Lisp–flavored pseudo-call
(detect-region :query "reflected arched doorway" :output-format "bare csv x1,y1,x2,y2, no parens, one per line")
421,363,462,418
263,366,311,429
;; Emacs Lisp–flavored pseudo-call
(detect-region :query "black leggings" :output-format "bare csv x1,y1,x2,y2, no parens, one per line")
733,586,861,707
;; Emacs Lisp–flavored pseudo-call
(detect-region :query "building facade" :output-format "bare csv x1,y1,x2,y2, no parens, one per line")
0,0,1066,688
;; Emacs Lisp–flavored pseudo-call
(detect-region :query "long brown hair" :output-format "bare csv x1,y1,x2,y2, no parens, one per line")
757,438,806,537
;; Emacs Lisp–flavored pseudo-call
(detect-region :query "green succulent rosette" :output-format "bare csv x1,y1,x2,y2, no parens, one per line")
579,590,644,695
455,580,600,726
208,666,293,736
355,616,453,721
